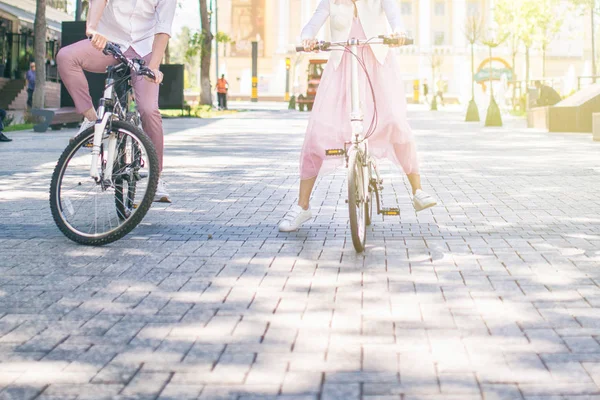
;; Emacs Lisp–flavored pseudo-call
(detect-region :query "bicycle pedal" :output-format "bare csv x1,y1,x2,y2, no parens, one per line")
380,208,400,216
325,149,345,156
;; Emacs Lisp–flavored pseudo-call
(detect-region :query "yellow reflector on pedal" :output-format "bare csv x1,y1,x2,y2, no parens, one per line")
325,149,345,156
381,209,400,216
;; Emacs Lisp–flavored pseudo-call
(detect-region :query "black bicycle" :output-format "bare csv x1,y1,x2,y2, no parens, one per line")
50,42,159,245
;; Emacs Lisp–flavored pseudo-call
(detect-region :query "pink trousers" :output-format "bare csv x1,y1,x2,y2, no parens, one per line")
57,40,164,171
300,18,419,180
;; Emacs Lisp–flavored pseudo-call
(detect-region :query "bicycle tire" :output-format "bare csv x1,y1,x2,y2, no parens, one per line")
348,150,367,252
49,120,159,246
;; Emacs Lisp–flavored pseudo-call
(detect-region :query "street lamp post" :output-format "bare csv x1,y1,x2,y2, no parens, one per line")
482,28,505,127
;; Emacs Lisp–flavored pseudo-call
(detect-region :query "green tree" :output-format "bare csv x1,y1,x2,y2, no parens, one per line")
464,14,484,121
536,0,564,77
495,0,521,87
495,0,541,86
569,0,597,79
171,26,198,89
188,0,213,106
464,14,484,101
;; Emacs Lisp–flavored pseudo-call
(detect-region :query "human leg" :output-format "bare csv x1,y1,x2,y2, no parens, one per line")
56,39,117,121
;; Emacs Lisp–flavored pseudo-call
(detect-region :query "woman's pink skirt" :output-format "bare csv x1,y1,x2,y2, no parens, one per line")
300,18,419,180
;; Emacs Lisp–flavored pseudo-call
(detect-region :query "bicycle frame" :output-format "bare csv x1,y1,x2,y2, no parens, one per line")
89,76,115,181
88,56,146,184
310,36,408,217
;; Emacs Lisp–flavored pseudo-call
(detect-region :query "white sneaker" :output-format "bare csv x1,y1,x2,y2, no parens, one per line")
278,205,312,232
153,179,172,203
413,189,437,212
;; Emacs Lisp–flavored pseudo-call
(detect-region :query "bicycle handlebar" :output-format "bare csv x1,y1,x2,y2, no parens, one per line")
295,35,414,52
100,41,156,81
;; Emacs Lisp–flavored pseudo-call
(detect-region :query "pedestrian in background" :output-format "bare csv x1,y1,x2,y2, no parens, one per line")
216,74,229,110
535,80,562,106
26,62,36,109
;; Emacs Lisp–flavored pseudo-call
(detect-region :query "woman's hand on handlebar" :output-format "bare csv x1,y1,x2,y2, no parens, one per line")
302,39,319,52
388,32,408,47
86,27,108,51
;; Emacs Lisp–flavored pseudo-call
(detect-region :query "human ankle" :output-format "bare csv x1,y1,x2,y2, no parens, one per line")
298,203,309,211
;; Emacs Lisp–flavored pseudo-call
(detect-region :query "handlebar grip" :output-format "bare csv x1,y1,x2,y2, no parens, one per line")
140,67,156,80
382,37,414,46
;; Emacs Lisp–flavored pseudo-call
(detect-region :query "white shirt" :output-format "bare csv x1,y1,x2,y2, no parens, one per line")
97,0,177,57
300,0,405,68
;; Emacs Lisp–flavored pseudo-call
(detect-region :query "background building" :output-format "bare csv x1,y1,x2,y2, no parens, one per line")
210,0,593,103
0,0,71,109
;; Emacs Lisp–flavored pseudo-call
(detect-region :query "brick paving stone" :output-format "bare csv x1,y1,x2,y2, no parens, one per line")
2,106,600,398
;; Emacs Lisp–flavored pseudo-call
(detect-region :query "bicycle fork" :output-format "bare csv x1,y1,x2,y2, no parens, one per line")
89,79,116,184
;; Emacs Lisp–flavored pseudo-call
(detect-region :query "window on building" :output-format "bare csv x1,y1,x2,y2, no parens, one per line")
434,1,445,16
401,1,412,15
434,31,445,45
467,0,480,16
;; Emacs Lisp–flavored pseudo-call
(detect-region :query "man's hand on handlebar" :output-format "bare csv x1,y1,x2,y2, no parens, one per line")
86,27,108,52
144,67,163,85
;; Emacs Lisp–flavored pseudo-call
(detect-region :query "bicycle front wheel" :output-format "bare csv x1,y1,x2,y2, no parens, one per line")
49,121,159,245
348,150,367,252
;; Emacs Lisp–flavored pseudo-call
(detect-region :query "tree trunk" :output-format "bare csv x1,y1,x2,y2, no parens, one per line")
525,46,530,88
470,43,475,100
511,52,517,111
199,0,213,106
542,46,546,78
164,42,170,64
75,0,83,21
33,0,46,109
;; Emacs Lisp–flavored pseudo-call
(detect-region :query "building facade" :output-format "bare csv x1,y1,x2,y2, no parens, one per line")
212,0,593,102
0,0,71,80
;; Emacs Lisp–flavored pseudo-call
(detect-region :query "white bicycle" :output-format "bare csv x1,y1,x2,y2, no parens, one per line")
50,42,159,245
297,35,414,252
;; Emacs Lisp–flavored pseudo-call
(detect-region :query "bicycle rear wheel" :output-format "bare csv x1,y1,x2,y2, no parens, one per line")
348,150,367,252
49,120,159,245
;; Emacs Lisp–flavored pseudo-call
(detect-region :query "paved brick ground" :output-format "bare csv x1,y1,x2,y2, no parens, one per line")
1,104,600,399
